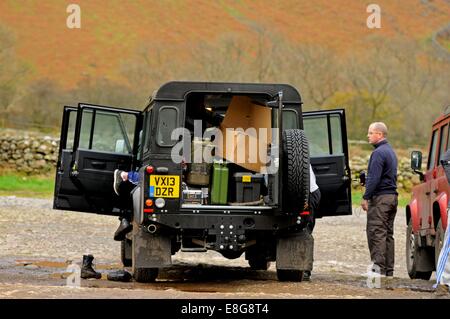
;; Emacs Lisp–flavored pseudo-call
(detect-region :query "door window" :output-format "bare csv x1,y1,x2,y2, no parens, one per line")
303,114,344,156
438,124,448,163
428,129,438,170
78,109,136,154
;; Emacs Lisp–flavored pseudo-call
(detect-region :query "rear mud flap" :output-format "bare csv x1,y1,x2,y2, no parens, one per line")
132,226,172,268
132,186,142,224
276,230,314,271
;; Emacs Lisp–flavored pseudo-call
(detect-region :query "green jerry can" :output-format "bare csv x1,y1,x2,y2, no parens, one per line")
211,161,229,204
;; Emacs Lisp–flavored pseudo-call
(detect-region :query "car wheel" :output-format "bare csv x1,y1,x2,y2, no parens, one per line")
133,268,158,283
406,219,432,280
282,129,310,214
248,258,271,270
277,269,304,282
435,220,444,268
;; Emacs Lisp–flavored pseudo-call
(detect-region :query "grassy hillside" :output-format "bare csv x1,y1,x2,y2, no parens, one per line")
0,0,449,89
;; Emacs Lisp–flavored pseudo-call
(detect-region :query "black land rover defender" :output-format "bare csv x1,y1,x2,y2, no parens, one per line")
53,81,352,282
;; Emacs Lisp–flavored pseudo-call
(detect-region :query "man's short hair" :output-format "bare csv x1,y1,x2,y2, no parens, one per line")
370,122,388,137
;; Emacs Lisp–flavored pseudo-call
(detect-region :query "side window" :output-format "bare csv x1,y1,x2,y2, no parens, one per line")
427,129,438,170
303,114,344,156
143,109,153,153
66,110,77,150
282,109,298,129
439,124,448,163
157,106,179,147
447,125,450,151
78,109,136,154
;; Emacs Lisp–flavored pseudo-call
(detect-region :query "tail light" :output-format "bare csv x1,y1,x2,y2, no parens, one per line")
146,165,154,174
300,211,310,216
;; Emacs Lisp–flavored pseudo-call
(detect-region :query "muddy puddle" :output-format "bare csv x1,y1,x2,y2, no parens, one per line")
1,256,447,299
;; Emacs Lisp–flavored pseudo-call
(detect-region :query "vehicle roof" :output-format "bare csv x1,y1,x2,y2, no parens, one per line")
151,81,302,104
433,108,450,127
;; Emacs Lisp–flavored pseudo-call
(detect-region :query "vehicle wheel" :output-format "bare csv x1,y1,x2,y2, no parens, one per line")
282,129,310,214
435,220,444,268
406,219,432,280
133,268,158,283
277,269,304,282
121,239,132,267
248,258,271,270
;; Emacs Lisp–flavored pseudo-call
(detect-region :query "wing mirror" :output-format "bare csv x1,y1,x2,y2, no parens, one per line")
411,151,424,181
411,151,422,170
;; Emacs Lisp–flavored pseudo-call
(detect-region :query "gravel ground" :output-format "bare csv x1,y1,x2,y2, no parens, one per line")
0,196,448,299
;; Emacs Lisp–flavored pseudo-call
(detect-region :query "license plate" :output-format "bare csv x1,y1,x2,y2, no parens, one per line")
149,175,180,198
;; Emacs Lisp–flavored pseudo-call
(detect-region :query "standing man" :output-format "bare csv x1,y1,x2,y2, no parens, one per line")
303,164,321,281
361,122,398,277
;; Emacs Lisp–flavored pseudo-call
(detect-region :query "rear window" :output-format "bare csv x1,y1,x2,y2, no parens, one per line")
157,106,179,147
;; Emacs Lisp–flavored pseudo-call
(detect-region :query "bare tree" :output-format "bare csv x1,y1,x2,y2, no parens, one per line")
187,34,248,82
283,44,343,109
0,24,28,127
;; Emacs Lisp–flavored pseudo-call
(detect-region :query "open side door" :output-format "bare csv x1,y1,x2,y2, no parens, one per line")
303,109,352,217
53,103,143,215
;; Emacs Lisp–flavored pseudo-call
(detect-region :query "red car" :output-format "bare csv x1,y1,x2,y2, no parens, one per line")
407,111,449,280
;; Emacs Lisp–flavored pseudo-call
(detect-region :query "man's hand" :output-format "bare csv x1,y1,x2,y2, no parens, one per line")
361,199,368,212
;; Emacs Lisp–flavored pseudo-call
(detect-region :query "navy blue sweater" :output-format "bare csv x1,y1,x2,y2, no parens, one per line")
363,140,398,200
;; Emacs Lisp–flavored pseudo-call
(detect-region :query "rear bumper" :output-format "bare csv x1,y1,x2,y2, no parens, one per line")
145,211,302,232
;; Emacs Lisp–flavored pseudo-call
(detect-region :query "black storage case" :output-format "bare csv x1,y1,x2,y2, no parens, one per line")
233,173,264,203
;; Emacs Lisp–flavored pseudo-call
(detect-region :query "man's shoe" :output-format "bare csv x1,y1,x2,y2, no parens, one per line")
114,218,132,241
303,270,311,281
107,269,132,282
113,169,123,196
80,254,102,279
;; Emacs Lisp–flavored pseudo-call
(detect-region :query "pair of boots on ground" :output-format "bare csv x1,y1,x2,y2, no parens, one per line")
81,254,132,282
80,214,132,282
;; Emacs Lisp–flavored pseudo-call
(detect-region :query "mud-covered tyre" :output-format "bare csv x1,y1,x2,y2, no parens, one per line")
282,129,310,213
121,239,132,267
133,268,158,283
435,220,444,268
277,269,304,282
248,258,271,270
406,219,432,280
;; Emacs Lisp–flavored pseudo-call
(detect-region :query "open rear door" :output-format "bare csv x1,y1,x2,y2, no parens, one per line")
303,109,352,217
53,103,142,215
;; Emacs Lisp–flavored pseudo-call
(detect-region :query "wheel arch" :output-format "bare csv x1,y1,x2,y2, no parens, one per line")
408,198,420,232
433,192,447,230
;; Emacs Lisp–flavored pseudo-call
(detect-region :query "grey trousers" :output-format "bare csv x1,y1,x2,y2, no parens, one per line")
367,194,398,276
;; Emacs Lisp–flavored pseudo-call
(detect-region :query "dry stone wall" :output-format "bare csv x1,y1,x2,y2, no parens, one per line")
350,155,422,193
0,130,422,192
0,130,59,174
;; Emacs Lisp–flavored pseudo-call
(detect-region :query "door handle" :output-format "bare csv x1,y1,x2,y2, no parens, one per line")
91,161,106,169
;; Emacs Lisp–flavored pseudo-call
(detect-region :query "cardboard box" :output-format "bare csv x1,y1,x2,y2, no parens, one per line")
214,96,272,173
